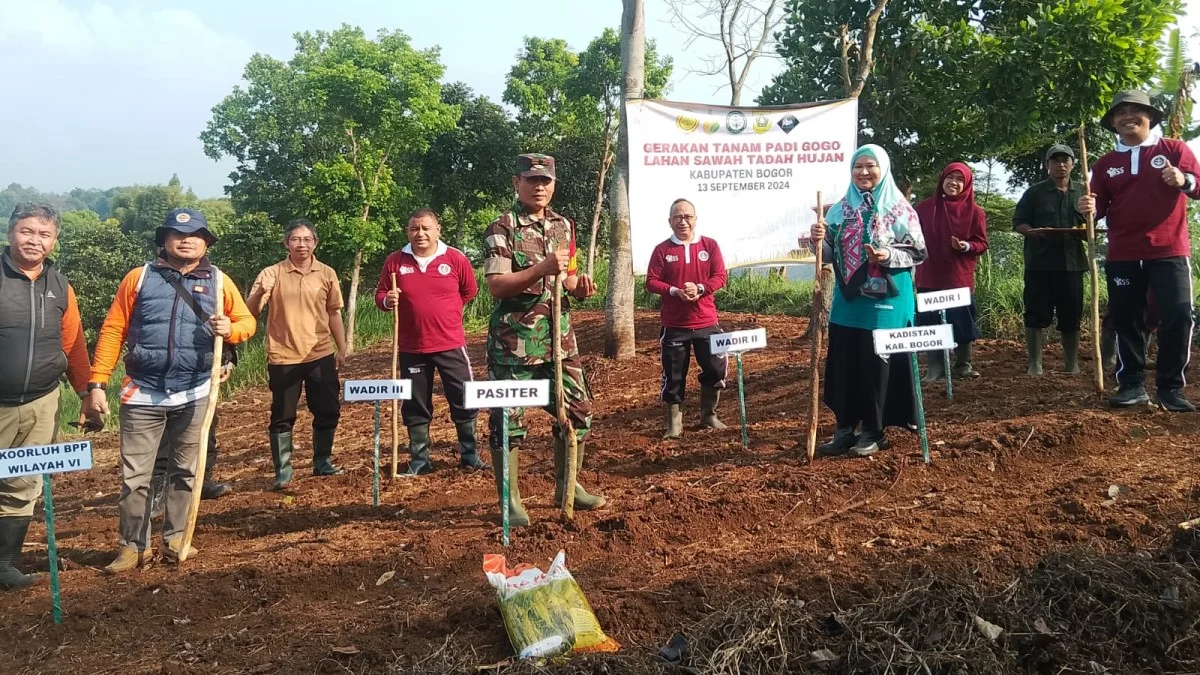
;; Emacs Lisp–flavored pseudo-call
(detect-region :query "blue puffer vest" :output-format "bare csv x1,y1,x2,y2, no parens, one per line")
125,259,218,394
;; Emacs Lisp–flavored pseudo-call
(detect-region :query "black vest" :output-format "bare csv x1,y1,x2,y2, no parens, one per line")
0,251,70,406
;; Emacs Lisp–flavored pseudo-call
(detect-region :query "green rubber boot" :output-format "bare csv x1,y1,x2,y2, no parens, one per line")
1061,330,1081,374
554,437,607,510
952,342,977,378
404,424,434,476
663,404,683,439
312,427,343,476
269,431,294,490
490,448,529,527
699,386,727,430
921,351,946,383
1025,327,1044,376
454,419,485,470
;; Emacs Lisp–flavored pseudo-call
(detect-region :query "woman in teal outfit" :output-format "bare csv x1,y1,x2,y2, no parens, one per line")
810,145,927,457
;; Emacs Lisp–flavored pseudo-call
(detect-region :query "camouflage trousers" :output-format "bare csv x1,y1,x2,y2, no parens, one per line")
487,358,593,449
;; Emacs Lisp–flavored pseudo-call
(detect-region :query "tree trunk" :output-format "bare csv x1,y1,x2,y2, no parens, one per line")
345,248,363,355
606,0,643,360
587,138,613,277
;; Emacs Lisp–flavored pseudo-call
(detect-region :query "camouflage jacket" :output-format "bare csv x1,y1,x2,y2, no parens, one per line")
482,206,580,366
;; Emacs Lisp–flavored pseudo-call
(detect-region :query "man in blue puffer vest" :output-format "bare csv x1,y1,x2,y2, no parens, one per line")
83,208,255,572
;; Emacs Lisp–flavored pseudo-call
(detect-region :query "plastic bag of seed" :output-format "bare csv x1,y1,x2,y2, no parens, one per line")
483,550,620,659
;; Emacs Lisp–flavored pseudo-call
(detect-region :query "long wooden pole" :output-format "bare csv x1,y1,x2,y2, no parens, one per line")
554,246,577,519
807,192,824,462
1077,125,1105,395
390,273,401,479
178,272,224,561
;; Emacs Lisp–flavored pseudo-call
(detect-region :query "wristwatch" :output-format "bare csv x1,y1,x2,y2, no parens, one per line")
87,382,106,392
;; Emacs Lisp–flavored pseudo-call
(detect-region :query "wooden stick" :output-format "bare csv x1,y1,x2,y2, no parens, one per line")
390,272,400,479
553,245,577,519
178,271,224,561
807,191,824,463
1077,125,1105,395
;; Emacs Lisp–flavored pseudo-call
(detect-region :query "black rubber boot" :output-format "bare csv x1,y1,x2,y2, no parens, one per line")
818,427,858,457
312,428,343,476
201,480,232,500
1100,327,1117,374
952,342,977,378
148,471,167,519
490,448,529,527
269,431,294,490
404,424,434,476
0,517,38,590
554,437,607,510
454,419,485,470
1061,330,1081,374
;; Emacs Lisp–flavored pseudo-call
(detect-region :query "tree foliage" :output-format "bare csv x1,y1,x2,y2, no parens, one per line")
56,211,148,341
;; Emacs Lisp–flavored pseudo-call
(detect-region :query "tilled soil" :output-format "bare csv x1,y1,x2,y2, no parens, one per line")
2,311,1198,674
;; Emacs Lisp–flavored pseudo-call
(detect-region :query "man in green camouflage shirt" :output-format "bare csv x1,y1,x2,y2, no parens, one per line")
482,153,606,526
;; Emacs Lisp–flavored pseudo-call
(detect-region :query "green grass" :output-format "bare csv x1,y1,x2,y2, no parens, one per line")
57,296,397,436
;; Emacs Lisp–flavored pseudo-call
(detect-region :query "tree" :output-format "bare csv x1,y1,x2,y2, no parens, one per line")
206,211,285,292
568,29,672,276
422,83,519,251
203,26,458,352
56,211,147,341
607,0,645,360
762,0,1179,188
665,0,785,105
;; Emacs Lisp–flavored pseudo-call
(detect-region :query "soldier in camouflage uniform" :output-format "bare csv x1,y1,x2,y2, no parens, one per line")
482,153,606,526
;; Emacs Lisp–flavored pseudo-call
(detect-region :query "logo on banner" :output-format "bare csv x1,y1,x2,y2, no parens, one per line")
1151,155,1169,169
726,111,747,134
676,115,699,133
777,114,799,134
752,114,771,134
698,250,710,262
438,263,451,275
702,120,721,134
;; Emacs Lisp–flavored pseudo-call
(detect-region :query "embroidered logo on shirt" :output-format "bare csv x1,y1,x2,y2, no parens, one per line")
1107,166,1125,178
1113,277,1131,286
408,366,423,374
698,250,710,262
665,254,679,263
45,290,56,299
1151,155,1169,169
399,265,416,275
438,263,451,275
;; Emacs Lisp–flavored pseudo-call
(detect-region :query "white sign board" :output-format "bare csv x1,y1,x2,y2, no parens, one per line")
873,324,956,356
343,379,412,402
626,98,859,274
0,441,93,479
709,328,768,355
917,287,972,313
465,381,551,409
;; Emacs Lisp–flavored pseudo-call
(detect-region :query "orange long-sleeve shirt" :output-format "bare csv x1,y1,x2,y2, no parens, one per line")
90,265,255,385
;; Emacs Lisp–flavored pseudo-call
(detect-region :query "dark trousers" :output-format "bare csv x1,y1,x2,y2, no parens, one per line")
401,347,477,426
823,323,918,433
1024,269,1085,331
268,354,341,434
658,325,728,404
1106,257,1194,390
153,410,219,477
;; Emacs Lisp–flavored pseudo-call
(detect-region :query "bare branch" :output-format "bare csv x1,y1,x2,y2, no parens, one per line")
664,0,785,105
846,0,889,99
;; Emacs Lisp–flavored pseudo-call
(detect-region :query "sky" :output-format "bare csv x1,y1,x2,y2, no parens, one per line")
0,0,1196,199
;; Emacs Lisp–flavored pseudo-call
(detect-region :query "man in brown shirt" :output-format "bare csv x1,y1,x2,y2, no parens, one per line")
247,218,348,489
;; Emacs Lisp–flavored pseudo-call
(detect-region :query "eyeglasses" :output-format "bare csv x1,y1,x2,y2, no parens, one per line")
671,215,696,223
288,237,316,245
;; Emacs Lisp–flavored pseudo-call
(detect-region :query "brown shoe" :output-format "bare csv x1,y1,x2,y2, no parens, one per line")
105,546,151,574
162,536,198,563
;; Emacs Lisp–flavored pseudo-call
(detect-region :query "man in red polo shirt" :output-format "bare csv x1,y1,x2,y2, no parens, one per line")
376,209,482,474
645,198,729,438
1079,90,1200,411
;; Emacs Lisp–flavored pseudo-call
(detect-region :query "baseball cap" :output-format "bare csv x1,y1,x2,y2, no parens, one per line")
515,153,556,179
1045,144,1075,162
156,208,217,246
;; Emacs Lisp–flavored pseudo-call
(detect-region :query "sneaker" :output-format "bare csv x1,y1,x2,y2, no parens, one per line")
1156,389,1196,413
1109,384,1150,408
848,432,891,458
817,427,858,457
200,481,232,500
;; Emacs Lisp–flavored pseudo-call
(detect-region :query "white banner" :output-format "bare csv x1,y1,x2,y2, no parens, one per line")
917,287,972,313
709,328,768,355
343,379,412,402
626,98,858,274
0,441,93,479
873,325,957,355
465,381,551,409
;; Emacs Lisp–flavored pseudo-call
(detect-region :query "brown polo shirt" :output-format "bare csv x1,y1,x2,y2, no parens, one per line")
250,257,344,365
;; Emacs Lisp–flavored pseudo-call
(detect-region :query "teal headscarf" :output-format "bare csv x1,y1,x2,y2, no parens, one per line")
825,144,910,231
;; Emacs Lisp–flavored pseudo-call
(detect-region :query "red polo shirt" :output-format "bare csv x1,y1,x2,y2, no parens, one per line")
645,235,727,329
375,243,478,354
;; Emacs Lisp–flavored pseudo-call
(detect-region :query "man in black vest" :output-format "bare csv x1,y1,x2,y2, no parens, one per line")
0,204,91,590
